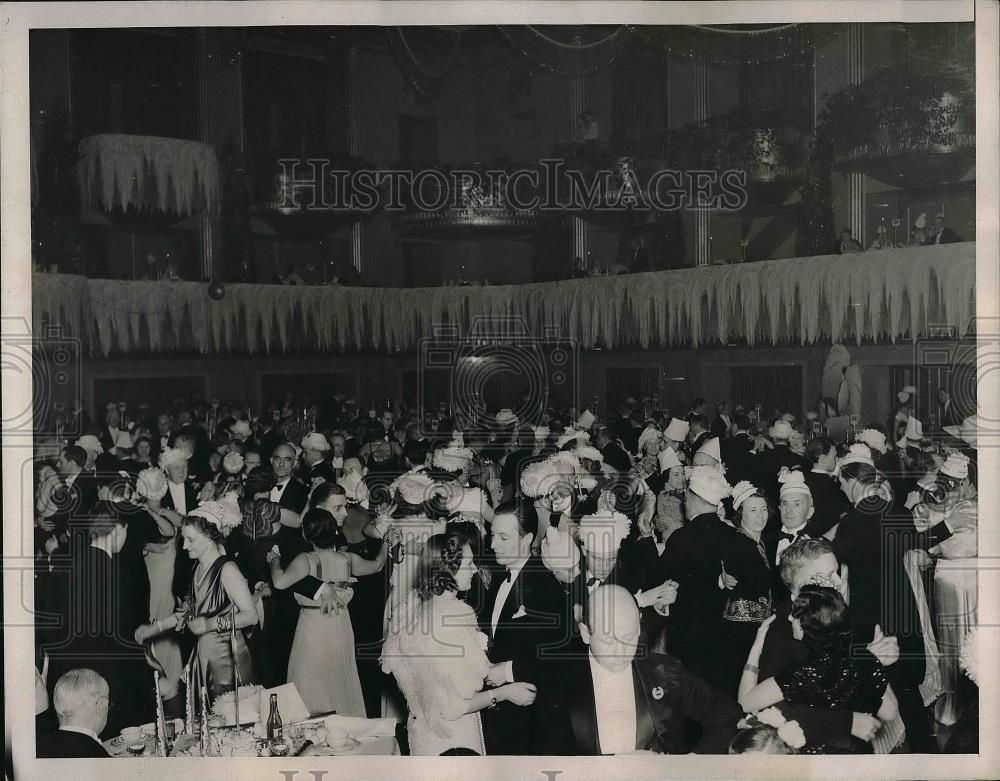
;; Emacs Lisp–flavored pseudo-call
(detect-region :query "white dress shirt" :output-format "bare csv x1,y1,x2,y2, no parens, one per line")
491,557,528,638
107,426,132,453
589,653,636,755
270,478,290,504
167,480,187,515
775,524,807,564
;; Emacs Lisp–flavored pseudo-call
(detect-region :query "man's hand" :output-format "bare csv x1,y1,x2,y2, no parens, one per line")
721,561,738,590
316,585,343,615
850,712,880,742
502,682,537,707
866,625,899,667
485,663,508,687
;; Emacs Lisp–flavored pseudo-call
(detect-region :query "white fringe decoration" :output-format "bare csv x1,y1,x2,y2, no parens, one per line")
32,243,976,356
76,134,220,216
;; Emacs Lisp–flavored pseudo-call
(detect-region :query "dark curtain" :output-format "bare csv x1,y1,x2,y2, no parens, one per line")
730,365,803,418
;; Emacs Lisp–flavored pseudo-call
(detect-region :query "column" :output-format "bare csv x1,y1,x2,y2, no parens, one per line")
848,23,865,244
695,55,712,266
348,47,364,275
570,68,588,268
197,30,215,281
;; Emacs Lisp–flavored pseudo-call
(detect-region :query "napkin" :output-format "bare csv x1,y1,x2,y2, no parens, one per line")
323,715,397,739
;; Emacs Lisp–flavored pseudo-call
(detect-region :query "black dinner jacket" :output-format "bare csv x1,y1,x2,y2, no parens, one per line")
535,644,741,755
479,554,571,683
161,478,199,516
37,728,111,758
273,476,309,515
478,555,573,755
803,470,851,538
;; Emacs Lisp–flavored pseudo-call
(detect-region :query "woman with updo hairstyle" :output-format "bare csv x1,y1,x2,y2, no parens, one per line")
381,534,537,755
738,585,898,753
311,479,387,717
716,482,774,696
134,499,257,701
267,507,389,717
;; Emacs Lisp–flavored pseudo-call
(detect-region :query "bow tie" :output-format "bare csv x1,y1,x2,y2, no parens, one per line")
778,531,798,543
587,576,601,587
504,570,513,583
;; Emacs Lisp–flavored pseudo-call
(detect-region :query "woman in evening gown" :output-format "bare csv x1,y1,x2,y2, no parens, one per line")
381,534,537,755
270,497,390,717
135,497,256,701
738,585,898,754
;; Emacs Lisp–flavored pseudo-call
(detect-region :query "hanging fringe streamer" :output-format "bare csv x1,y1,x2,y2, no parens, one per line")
31,243,976,356
76,134,220,217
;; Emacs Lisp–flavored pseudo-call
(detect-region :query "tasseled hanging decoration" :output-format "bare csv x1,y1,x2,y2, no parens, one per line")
31,243,975,355
77,134,220,217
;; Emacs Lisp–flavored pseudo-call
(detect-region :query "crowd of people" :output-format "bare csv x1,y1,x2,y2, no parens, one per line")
32,387,980,757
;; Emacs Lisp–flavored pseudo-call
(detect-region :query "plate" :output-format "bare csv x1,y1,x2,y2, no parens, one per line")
318,737,360,755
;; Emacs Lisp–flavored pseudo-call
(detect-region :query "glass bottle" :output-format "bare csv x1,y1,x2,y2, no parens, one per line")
266,693,282,741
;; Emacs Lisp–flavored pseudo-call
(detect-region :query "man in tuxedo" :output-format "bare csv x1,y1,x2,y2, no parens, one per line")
45,509,149,738
574,506,677,650
49,445,98,533
266,442,312,686
297,431,335,487
721,413,754,484
753,420,807,506
95,402,133,457
479,501,570,755
759,537,904,752
937,388,961,429
172,431,211,488
595,426,632,473
802,437,850,538
161,447,201,602
661,466,734,688
535,585,741,755
763,468,824,603
153,413,174,461
710,402,732,440
37,669,112,758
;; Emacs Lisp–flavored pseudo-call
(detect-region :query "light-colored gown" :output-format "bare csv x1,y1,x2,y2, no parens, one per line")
287,549,367,717
378,515,447,721
930,498,978,725
381,590,490,756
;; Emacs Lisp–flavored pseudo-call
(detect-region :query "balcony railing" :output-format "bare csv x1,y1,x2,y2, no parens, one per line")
32,242,975,356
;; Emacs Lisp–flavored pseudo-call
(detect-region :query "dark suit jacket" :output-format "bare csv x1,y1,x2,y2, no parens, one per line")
296,458,334,489
274,477,309,515
803,470,850,538
752,445,807,506
478,555,572,755
721,433,754,484
37,728,110,758
833,496,953,686
536,646,741,755
661,512,732,684
163,478,201,600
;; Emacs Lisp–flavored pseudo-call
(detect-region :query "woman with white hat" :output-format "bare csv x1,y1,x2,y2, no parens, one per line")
717,480,775,697
653,448,687,545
